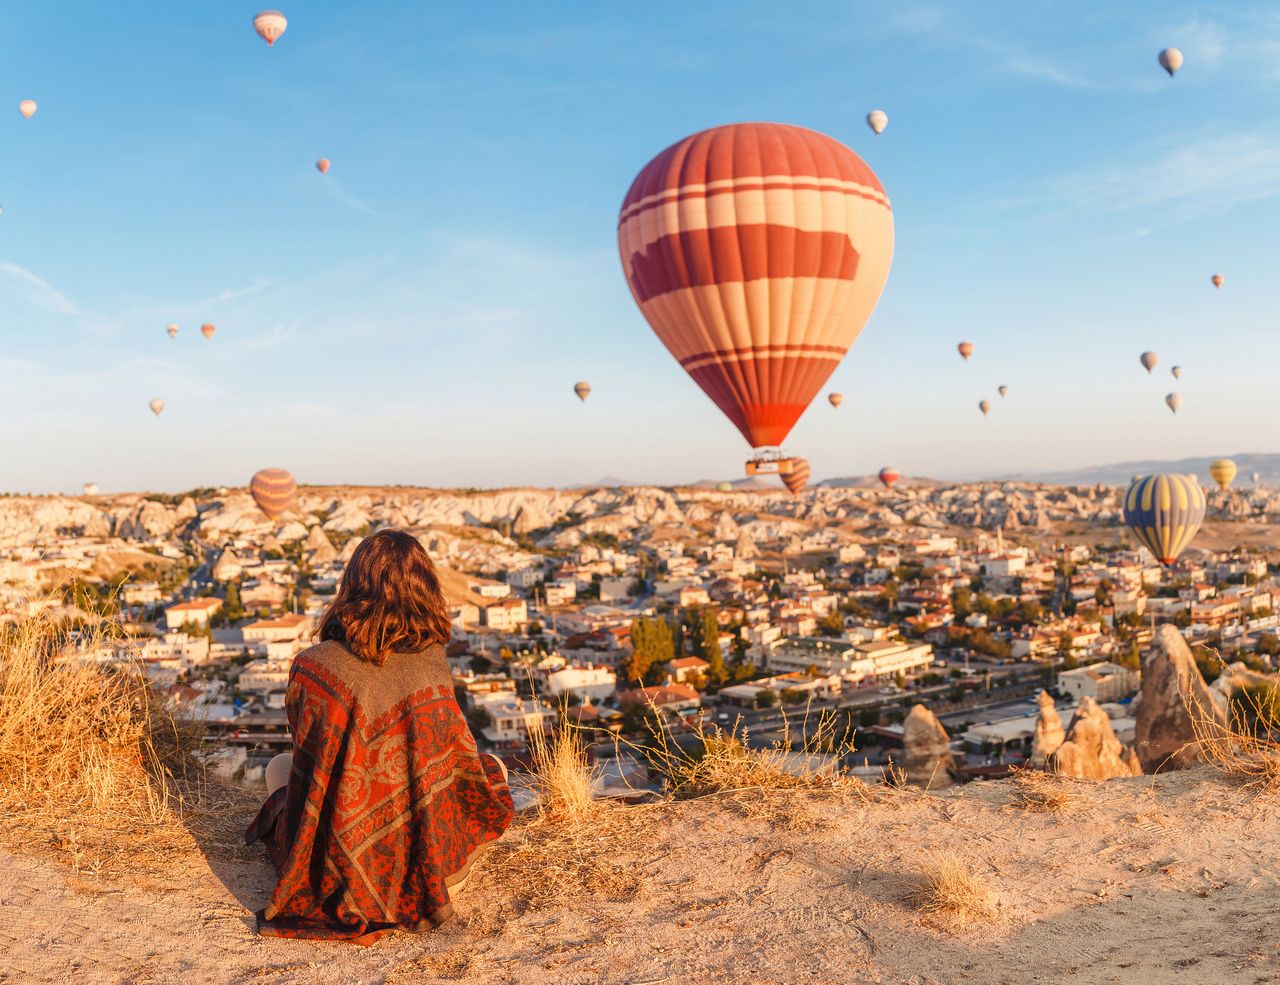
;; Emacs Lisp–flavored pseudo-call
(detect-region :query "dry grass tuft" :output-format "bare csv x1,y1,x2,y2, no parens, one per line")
1010,768,1072,813
907,853,996,924
526,718,598,825
0,606,212,873
1191,684,1280,789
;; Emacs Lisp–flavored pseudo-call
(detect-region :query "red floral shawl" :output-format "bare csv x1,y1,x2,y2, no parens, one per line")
244,640,513,944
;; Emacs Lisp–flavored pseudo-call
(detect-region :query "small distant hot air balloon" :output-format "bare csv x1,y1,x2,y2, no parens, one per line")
1123,473,1205,565
574,381,591,402
979,400,991,416
878,467,900,489
1209,458,1237,491
316,158,330,174
957,341,974,361
781,458,810,495
201,323,215,339
998,385,1009,398
1158,47,1183,77
253,10,288,45
18,100,36,119
149,398,165,417
866,110,888,135
166,323,179,338
1252,471,1262,486
828,392,843,409
1140,351,1158,373
250,467,297,520
1166,392,1182,414
716,481,733,492
1211,274,1224,289
83,482,99,496
1171,365,1183,379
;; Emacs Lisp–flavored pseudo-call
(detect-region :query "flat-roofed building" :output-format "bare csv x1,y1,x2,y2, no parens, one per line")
1058,661,1139,703
243,613,311,645
165,597,223,630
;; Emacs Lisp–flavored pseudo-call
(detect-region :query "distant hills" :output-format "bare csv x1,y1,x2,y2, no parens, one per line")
994,453,1280,487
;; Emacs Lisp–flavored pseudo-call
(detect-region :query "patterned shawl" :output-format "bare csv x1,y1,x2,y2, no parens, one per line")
244,640,513,944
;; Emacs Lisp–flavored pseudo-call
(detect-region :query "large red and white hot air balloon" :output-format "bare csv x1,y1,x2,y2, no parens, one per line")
617,123,893,472
878,467,900,489
253,10,288,46
781,457,810,495
250,468,297,520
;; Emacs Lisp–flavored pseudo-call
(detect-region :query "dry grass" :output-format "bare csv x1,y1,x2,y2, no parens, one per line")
907,853,996,924
1010,768,1072,813
0,606,209,873
526,717,598,825
1191,684,1280,789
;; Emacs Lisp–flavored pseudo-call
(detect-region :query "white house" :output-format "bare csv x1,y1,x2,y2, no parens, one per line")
164,597,223,630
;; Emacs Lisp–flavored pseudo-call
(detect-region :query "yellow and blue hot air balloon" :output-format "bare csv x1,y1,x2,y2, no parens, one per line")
1209,458,1237,491
1122,473,1206,566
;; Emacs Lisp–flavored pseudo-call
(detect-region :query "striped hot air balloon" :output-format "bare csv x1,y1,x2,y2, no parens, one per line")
781,457,810,495
574,381,591,402
250,468,297,520
828,392,843,408
1123,473,1205,565
618,123,893,455
878,466,900,489
1209,458,1237,491
253,10,288,45
201,323,216,339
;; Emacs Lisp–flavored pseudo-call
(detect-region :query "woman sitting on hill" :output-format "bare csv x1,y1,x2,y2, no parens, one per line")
245,529,513,944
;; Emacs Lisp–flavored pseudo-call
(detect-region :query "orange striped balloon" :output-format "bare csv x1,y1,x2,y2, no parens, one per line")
250,468,297,520
618,123,893,451
781,458,810,495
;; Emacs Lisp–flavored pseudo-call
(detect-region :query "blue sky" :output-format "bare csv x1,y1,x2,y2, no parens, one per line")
2,2,1279,493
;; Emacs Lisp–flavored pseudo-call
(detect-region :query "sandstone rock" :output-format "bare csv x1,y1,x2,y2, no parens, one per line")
901,704,954,789
735,529,757,560
176,497,198,522
117,500,179,540
275,520,309,543
1134,625,1228,772
1030,690,1065,767
1053,696,1142,780
305,526,337,565
713,510,739,541
211,548,242,582
339,537,361,563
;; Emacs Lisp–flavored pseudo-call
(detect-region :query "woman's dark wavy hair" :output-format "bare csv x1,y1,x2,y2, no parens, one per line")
319,528,452,664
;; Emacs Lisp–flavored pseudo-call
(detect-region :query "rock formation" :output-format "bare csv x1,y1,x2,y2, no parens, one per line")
1052,697,1142,779
305,525,337,565
1030,690,1065,767
901,704,954,789
1134,625,1228,772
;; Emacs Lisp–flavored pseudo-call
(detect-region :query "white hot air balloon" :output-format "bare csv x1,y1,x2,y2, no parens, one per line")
149,398,165,417
18,99,36,119
998,385,1009,398
1166,392,1182,414
83,482,99,496
253,10,288,46
866,110,888,135
1158,47,1183,77
978,399,991,417
166,323,179,338
1171,365,1183,379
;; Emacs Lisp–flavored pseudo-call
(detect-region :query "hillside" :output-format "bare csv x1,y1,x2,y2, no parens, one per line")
5,768,1276,984
994,452,1280,488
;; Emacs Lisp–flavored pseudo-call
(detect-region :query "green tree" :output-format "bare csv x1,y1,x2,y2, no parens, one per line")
623,617,675,683
702,610,727,685
755,689,780,709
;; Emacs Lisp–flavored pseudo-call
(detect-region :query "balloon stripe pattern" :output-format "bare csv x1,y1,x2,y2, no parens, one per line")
251,468,297,520
618,123,894,450
781,458,810,495
1123,473,1205,566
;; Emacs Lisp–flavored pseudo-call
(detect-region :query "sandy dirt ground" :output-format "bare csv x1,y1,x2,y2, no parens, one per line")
4,768,1280,985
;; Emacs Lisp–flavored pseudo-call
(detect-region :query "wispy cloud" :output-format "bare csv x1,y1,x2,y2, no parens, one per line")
986,130,1280,227
0,261,91,319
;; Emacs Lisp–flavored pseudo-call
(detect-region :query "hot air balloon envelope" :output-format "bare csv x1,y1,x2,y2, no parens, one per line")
1209,458,1237,491
201,323,216,339
251,468,297,520
149,399,165,416
979,400,991,416
1123,473,1205,565
253,10,287,45
1166,392,1182,414
1140,351,1158,373
998,385,1009,398
878,467,900,489
828,392,843,409
166,323,179,338
1211,274,1224,289
1171,365,1183,379
781,458,810,495
866,110,888,135
574,381,591,402
1158,47,1183,76
716,481,733,492
316,158,330,174
18,100,36,119
957,341,974,361
618,122,893,452
83,482,99,496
